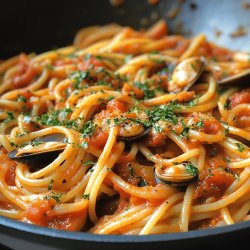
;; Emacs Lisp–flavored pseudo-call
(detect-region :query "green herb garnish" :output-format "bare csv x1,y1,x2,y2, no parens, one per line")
235,143,245,152
83,193,90,200
184,162,198,176
48,179,54,191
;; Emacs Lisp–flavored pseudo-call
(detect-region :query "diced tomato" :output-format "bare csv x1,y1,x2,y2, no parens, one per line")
145,132,166,147
48,210,86,231
114,162,155,186
117,152,135,164
78,57,104,71
0,149,17,186
194,147,234,200
4,163,16,186
230,89,250,108
203,119,222,135
207,156,227,170
114,198,130,213
87,129,109,150
130,196,145,206
24,199,52,226
195,168,234,200
22,120,41,132
150,74,169,92
106,99,129,113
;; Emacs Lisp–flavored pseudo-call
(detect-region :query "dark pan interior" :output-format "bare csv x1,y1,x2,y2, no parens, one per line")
0,0,250,249
1,0,250,58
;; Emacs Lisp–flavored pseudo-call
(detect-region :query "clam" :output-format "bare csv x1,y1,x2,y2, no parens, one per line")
168,57,206,93
154,163,198,188
8,133,66,167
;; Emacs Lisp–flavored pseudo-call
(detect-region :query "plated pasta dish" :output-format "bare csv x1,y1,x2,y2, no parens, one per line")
0,20,249,234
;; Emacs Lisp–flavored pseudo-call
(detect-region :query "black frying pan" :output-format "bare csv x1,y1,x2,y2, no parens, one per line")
0,0,250,249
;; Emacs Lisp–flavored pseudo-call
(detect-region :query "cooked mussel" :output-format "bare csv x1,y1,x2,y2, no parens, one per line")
119,127,150,141
154,163,198,188
168,57,206,93
218,68,250,85
8,133,66,166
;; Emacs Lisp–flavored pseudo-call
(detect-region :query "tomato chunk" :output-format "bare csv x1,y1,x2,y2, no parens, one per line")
24,199,52,226
230,89,250,108
88,129,109,150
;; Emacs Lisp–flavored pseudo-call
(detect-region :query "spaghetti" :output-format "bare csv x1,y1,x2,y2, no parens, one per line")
0,20,249,234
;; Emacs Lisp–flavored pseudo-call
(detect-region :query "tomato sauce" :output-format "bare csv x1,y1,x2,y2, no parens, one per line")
194,146,234,200
230,89,250,108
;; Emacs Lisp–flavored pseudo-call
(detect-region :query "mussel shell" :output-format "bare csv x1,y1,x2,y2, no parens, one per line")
118,127,151,141
154,172,191,188
7,133,66,168
169,57,206,92
33,133,66,143
218,69,250,85
8,149,64,169
154,165,197,188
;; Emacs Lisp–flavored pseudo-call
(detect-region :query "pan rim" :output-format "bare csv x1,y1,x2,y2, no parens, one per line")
0,216,250,243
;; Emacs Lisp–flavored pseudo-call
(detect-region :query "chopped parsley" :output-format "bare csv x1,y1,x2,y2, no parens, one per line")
44,193,63,203
136,177,148,187
135,81,155,99
146,101,180,125
83,161,96,165
79,141,88,149
153,124,163,132
128,165,135,176
17,95,27,102
180,126,190,139
196,120,204,128
35,108,79,130
184,162,198,176
48,179,54,191
186,99,197,107
4,112,15,123
31,141,44,147
113,116,127,126
224,100,231,110
80,121,96,138
225,167,240,181
83,193,90,200
221,121,230,135
96,80,111,87
60,108,73,119
235,143,245,152
70,70,91,89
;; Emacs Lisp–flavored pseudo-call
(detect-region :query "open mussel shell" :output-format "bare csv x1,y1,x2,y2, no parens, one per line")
154,164,197,188
8,150,64,169
8,133,66,167
218,68,250,86
119,127,151,142
168,57,206,93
